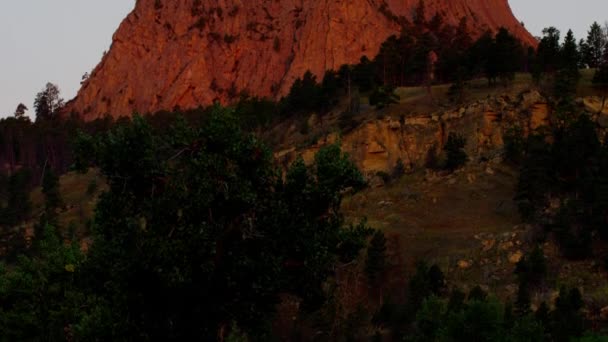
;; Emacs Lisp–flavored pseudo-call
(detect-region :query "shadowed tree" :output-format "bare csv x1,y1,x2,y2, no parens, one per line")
69,107,370,340
583,22,606,68
593,49,608,113
34,83,64,121
554,30,581,99
13,103,28,119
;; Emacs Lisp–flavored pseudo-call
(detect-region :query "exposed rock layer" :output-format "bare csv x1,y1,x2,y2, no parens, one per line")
65,0,536,120
277,90,558,176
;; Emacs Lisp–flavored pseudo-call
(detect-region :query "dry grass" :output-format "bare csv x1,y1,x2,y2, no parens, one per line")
30,169,106,237
342,162,520,263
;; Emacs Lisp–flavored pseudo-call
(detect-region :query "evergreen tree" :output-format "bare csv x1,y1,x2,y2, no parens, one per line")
13,103,28,119
0,225,83,341
468,285,488,302
366,230,388,284
1,169,32,226
579,39,590,68
555,30,581,99
584,22,606,68
369,85,400,109
443,132,467,171
534,27,561,79
42,168,62,211
592,49,608,113
515,134,553,221
40,168,62,227
494,28,524,86
428,264,446,295
34,83,64,121
515,282,531,317
551,287,585,341
515,245,547,285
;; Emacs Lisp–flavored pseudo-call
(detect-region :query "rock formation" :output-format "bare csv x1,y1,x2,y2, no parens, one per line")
276,90,554,176
65,0,536,120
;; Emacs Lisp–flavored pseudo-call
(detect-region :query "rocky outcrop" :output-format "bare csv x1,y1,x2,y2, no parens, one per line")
278,90,554,175
64,0,536,120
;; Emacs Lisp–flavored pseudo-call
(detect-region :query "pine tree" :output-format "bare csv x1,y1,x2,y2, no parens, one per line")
555,30,580,99
443,132,467,171
42,168,62,221
494,28,524,86
593,49,608,113
536,27,561,74
428,264,445,295
13,103,28,119
34,83,64,121
579,39,590,68
584,22,606,68
551,287,585,341
515,282,531,317
366,230,388,284
2,169,32,226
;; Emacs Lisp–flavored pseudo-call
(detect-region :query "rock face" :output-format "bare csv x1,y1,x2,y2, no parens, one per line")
65,0,535,120
278,90,554,176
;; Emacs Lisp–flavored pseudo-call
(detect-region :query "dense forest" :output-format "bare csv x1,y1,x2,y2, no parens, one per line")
3,1,608,339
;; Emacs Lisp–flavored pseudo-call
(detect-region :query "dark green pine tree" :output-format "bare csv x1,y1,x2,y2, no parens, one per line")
594,141,608,239
365,230,388,284
584,22,606,68
443,132,467,172
514,282,531,317
554,29,580,99
536,27,561,75
42,168,62,213
427,264,446,295
515,134,553,222
535,301,550,331
578,39,590,68
551,287,585,341
593,49,608,114
494,28,524,86
2,169,32,226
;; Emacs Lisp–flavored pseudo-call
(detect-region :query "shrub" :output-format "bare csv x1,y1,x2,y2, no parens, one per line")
443,133,467,171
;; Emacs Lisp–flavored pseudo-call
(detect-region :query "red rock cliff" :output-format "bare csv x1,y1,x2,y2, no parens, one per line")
65,0,535,120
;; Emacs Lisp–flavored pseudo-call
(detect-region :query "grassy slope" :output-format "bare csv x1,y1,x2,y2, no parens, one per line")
29,169,105,241
342,161,523,293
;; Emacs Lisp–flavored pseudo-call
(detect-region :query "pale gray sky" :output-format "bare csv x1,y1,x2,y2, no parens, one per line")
0,1,135,118
510,0,608,40
0,1,606,118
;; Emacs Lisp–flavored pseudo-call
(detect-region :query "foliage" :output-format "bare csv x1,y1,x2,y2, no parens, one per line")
13,103,28,118
592,48,608,113
515,244,547,285
582,22,607,68
42,168,62,215
412,295,544,342
0,169,32,227
515,111,608,259
369,85,400,109
554,30,581,99
0,225,83,341
503,124,525,164
68,106,369,340
34,83,64,121
443,132,468,171
365,230,387,284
